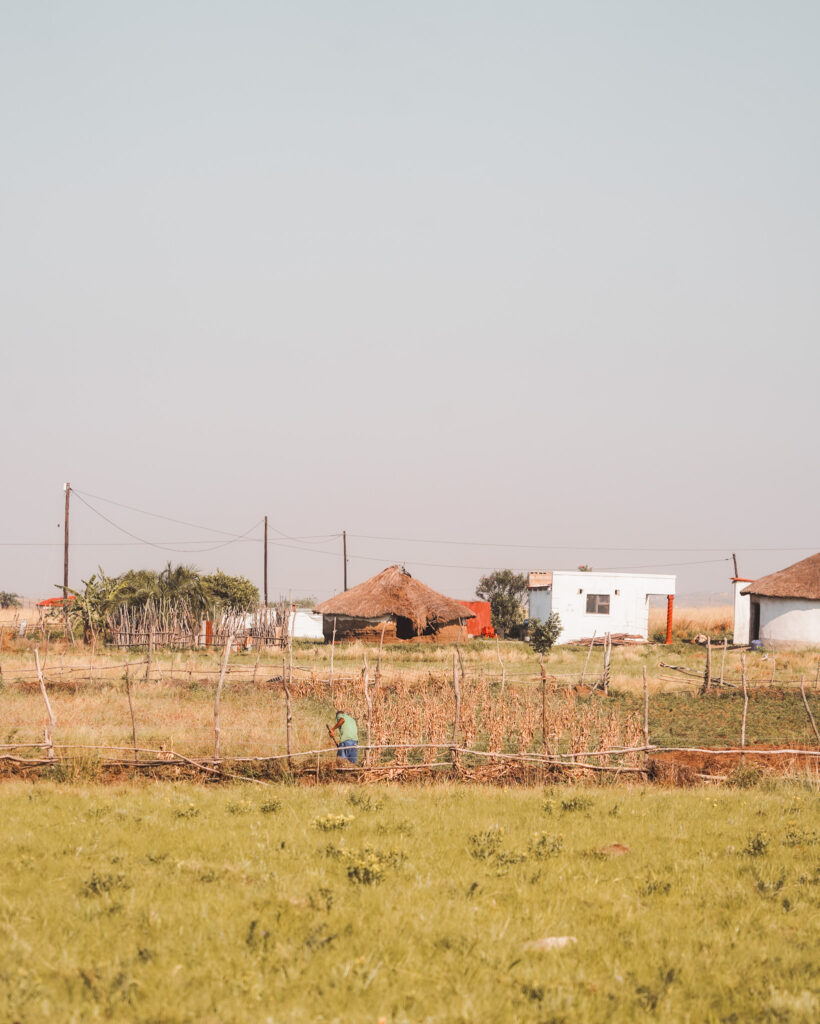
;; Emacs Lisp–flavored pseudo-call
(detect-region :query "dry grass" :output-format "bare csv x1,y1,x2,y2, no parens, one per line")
648,604,733,642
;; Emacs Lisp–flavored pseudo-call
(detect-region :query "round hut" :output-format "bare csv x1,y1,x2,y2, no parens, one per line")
315,565,476,642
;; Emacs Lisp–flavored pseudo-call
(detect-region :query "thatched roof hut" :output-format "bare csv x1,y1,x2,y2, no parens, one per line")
741,553,820,600
736,553,820,646
315,565,476,642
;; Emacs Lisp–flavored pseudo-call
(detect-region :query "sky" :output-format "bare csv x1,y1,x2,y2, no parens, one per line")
2,1,819,604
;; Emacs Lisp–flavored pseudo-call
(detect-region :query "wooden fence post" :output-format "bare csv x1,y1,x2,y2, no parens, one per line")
740,653,748,763
376,623,386,688
451,648,461,766
282,655,293,770
601,634,611,695
145,628,153,684
125,662,138,763
363,652,372,767
495,634,506,694
35,648,56,760
213,636,232,762
702,636,712,694
799,674,820,746
580,630,596,686
540,657,548,756
329,618,337,700
718,637,727,688
642,666,650,765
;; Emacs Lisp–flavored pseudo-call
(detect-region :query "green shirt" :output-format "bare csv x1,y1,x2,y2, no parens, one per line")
337,713,358,743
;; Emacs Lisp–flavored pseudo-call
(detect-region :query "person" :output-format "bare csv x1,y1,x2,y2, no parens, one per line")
329,708,358,765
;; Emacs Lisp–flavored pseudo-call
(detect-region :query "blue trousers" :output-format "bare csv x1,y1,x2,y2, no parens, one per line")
338,740,358,764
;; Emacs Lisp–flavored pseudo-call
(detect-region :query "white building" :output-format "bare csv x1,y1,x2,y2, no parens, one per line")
527,570,676,644
735,553,820,647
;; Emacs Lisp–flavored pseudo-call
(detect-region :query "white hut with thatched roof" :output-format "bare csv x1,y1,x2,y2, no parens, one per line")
315,565,475,643
735,553,820,646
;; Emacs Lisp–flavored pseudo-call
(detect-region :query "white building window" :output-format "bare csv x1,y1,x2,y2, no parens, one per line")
586,594,610,614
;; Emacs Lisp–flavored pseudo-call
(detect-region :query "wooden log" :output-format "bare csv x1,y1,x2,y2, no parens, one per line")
799,674,820,746
213,636,232,761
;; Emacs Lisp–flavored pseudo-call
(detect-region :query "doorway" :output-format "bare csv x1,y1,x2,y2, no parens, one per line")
750,602,760,642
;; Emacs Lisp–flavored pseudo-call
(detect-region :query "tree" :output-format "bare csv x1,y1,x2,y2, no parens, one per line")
476,570,528,638
0,591,21,609
202,571,259,613
529,613,562,656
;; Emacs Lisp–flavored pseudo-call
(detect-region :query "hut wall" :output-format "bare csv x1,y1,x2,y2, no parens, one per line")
322,615,397,643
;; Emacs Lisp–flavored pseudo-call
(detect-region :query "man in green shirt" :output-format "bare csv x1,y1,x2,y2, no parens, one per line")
329,709,358,765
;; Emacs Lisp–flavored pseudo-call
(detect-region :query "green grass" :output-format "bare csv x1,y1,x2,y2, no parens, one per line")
2,782,819,1022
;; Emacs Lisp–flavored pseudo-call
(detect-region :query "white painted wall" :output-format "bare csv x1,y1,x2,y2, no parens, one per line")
757,597,820,647
290,610,324,640
528,571,675,644
733,581,751,645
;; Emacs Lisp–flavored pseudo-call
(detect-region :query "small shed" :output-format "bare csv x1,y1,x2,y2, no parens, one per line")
315,565,475,642
527,570,676,644
738,553,820,647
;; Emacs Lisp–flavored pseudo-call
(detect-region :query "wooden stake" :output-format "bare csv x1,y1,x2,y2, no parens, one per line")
642,666,650,764
702,636,712,694
124,662,138,763
495,634,506,694
376,622,386,687
601,633,611,695
35,648,56,760
363,651,372,767
213,636,232,761
580,630,596,686
329,617,337,700
282,655,293,769
451,649,461,760
540,657,548,756
769,655,776,687
740,653,748,763
719,637,727,688
252,645,261,687
799,674,820,746
145,628,153,684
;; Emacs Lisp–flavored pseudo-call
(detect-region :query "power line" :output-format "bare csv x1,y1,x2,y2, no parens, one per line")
349,534,817,554
74,488,338,544
72,491,263,554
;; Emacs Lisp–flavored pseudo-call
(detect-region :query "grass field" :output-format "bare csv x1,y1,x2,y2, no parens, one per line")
2,781,819,1023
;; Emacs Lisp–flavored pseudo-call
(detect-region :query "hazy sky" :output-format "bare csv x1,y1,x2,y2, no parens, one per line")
2,1,818,603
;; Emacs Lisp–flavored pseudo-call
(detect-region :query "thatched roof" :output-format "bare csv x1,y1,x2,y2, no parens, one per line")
741,553,820,600
315,565,476,632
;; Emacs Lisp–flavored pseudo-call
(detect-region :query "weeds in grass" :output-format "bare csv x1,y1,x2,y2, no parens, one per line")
783,824,818,847
312,813,354,831
348,791,383,812
468,826,505,860
82,872,131,897
259,799,281,814
528,832,563,859
744,830,770,856
560,796,593,813
345,847,405,884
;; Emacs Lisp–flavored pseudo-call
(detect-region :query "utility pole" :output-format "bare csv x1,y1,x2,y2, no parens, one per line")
342,530,348,592
732,552,739,578
264,515,269,606
63,482,71,629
